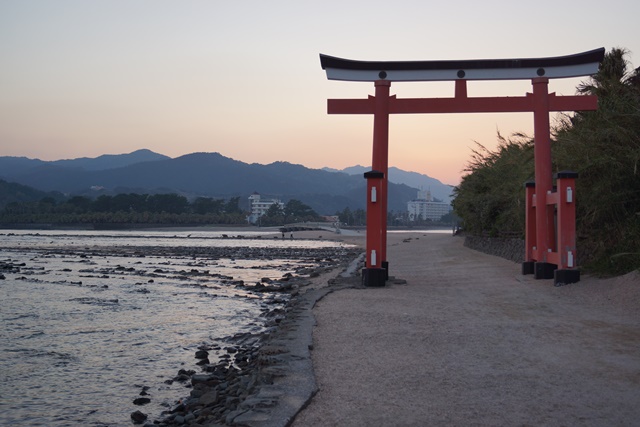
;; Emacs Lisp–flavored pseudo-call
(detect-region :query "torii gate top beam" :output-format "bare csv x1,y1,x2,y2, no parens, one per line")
320,48,604,82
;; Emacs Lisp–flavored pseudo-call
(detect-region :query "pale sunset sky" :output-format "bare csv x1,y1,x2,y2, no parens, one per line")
1,0,638,185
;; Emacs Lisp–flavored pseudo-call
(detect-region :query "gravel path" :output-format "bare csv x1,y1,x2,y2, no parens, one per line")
292,232,640,426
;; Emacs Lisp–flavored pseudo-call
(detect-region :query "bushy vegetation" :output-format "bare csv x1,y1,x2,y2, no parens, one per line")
452,133,534,237
453,48,640,275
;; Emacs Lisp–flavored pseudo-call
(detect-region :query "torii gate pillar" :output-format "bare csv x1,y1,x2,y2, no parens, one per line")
531,77,556,278
371,80,391,278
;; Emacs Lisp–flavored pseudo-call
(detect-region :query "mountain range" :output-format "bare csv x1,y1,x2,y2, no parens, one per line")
0,149,454,215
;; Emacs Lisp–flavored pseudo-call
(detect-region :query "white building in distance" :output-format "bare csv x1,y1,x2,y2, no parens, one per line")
407,188,451,222
248,192,284,224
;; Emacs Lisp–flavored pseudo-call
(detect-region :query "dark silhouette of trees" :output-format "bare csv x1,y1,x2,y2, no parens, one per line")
224,197,242,215
259,203,285,226
0,193,247,226
192,197,224,215
336,207,365,226
284,199,319,223
256,199,319,226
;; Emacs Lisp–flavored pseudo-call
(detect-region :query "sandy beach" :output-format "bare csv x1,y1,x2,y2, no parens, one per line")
292,230,640,426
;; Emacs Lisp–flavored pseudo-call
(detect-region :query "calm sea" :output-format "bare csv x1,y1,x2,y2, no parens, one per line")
0,229,350,426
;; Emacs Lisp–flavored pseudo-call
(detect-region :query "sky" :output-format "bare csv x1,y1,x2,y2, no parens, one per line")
1,1,638,185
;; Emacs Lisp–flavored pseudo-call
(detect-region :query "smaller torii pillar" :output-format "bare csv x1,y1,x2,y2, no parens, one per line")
320,48,604,287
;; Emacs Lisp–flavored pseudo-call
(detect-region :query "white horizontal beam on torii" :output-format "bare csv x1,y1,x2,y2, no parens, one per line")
320,48,604,82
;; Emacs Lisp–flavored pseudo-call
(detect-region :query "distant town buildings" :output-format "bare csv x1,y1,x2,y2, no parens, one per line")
247,192,284,224
407,188,451,222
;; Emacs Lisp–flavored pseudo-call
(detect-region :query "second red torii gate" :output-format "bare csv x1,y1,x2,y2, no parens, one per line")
320,48,605,287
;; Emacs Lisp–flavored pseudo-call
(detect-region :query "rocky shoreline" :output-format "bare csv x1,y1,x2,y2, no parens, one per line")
1,230,364,427
121,244,365,427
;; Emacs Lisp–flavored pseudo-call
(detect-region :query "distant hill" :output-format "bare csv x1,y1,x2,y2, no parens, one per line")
324,165,454,202
50,149,170,171
0,179,64,209
0,150,421,215
0,149,169,180
0,157,46,179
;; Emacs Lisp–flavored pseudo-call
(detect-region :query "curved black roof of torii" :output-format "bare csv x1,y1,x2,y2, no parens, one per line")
320,48,605,82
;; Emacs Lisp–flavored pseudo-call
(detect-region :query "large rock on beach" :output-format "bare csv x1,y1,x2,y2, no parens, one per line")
194,349,209,359
133,397,151,405
130,410,147,423
198,390,218,406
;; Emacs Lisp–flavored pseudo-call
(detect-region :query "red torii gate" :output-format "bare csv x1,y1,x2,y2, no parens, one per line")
320,48,605,287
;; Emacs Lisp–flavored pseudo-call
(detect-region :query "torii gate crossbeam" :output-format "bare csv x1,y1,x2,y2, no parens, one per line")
320,48,604,287
328,88,598,114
